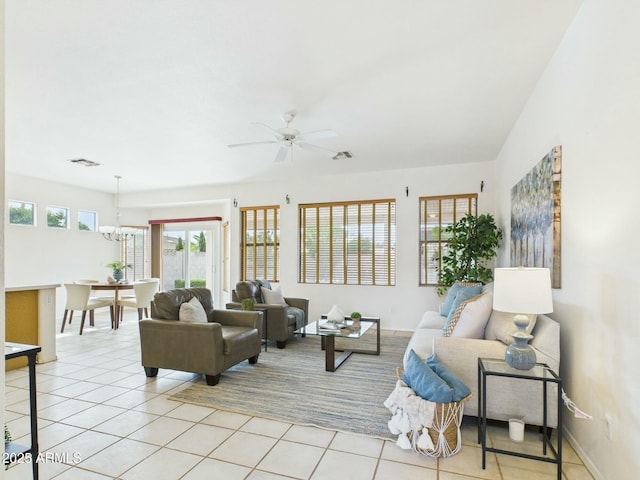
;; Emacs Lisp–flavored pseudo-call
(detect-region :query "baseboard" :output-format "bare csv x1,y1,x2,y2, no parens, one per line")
562,425,604,480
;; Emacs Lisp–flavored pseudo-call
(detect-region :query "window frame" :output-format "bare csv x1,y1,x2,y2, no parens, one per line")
78,209,98,232
8,200,37,226
419,193,478,286
240,205,280,282
46,205,69,229
299,198,396,286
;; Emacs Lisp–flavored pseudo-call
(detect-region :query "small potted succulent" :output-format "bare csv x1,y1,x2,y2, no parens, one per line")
106,260,132,282
350,311,362,328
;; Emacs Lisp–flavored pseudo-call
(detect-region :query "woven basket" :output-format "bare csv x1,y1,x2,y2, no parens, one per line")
395,368,472,457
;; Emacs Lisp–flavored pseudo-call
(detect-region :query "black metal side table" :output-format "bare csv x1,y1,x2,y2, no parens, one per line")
477,357,562,480
5,342,42,480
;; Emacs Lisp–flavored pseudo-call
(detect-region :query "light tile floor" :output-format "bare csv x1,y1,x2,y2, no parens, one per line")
4,310,595,480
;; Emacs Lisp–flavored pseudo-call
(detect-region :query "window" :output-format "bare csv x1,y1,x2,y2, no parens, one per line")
46,206,69,229
419,194,477,285
122,228,149,282
78,210,97,231
299,199,396,285
241,206,280,282
9,200,36,226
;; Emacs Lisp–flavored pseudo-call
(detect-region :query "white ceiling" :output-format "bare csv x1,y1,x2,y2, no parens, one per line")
5,0,583,193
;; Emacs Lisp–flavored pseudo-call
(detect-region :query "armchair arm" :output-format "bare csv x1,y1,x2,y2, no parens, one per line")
210,309,261,329
284,297,309,317
139,319,224,375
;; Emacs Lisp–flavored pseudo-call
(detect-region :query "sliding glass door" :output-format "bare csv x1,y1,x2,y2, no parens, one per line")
162,228,212,291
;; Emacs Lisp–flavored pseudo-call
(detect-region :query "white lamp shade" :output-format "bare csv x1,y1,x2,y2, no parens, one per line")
493,267,553,314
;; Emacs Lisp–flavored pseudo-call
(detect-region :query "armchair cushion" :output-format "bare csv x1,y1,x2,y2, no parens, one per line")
261,286,287,305
179,296,208,323
151,287,214,320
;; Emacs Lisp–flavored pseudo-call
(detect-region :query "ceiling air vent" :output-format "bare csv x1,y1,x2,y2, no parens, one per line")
69,158,101,167
332,151,353,160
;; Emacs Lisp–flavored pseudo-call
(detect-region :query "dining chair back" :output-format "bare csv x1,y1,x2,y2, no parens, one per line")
61,283,114,335
117,279,160,320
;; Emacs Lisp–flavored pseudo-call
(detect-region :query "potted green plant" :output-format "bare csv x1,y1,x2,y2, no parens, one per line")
436,213,502,296
106,260,132,282
350,311,362,328
241,298,255,311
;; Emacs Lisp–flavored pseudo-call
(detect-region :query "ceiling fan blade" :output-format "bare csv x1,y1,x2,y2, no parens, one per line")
228,140,279,148
297,142,338,157
252,122,282,135
274,145,290,163
298,129,337,141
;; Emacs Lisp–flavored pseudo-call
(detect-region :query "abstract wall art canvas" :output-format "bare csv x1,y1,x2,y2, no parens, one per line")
510,146,562,288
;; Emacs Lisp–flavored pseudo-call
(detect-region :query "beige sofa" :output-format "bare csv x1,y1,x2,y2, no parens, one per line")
404,287,561,428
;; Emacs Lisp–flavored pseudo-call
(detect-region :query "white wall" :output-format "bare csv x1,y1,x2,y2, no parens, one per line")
123,161,495,331
7,160,495,330
494,0,640,478
5,174,136,310
1,0,6,452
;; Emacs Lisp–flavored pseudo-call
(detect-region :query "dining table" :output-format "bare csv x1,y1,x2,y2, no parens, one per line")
90,282,134,329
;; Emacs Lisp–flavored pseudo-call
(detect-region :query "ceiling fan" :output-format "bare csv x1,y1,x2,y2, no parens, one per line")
228,111,339,163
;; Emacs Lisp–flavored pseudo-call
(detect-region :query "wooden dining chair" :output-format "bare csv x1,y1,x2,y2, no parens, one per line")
61,283,114,334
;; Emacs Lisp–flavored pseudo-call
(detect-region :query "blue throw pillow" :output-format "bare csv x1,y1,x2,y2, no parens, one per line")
426,354,471,402
403,349,454,403
442,289,481,333
440,283,483,317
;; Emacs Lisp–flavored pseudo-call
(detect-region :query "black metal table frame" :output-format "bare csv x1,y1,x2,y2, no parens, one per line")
318,317,380,372
4,342,42,480
477,357,563,480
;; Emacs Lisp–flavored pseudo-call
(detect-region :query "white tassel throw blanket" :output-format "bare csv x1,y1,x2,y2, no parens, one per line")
384,378,469,457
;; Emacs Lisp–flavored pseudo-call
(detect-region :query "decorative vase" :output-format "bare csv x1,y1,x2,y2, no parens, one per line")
327,305,345,323
113,271,123,282
504,315,536,370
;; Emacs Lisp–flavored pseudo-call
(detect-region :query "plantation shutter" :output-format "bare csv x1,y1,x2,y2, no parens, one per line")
299,199,396,286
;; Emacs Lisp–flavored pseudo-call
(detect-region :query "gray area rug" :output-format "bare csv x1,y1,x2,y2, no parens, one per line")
168,333,409,440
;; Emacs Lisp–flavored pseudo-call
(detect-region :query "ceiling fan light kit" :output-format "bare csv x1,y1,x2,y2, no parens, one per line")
229,111,342,163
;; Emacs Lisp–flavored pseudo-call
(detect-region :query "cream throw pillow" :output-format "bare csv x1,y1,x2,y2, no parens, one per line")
261,286,287,305
179,296,208,323
484,310,537,344
444,291,493,338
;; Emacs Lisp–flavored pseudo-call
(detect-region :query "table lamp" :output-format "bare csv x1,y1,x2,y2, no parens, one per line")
493,267,553,370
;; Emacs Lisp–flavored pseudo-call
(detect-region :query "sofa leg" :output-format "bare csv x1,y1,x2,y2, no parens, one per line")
205,374,221,386
276,341,286,349
248,354,259,364
144,367,158,378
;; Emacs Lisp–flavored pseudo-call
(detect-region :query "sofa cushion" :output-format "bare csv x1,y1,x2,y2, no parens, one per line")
441,281,483,317
403,349,453,403
417,310,447,329
444,291,493,339
485,310,537,344
179,296,208,323
426,354,472,402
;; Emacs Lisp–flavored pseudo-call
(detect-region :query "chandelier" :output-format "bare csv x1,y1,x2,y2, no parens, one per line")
98,175,136,242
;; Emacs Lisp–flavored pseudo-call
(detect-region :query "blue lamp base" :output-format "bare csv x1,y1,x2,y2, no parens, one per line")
504,315,536,370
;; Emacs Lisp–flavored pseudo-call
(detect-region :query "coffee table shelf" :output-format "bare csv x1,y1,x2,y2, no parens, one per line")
301,317,380,371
